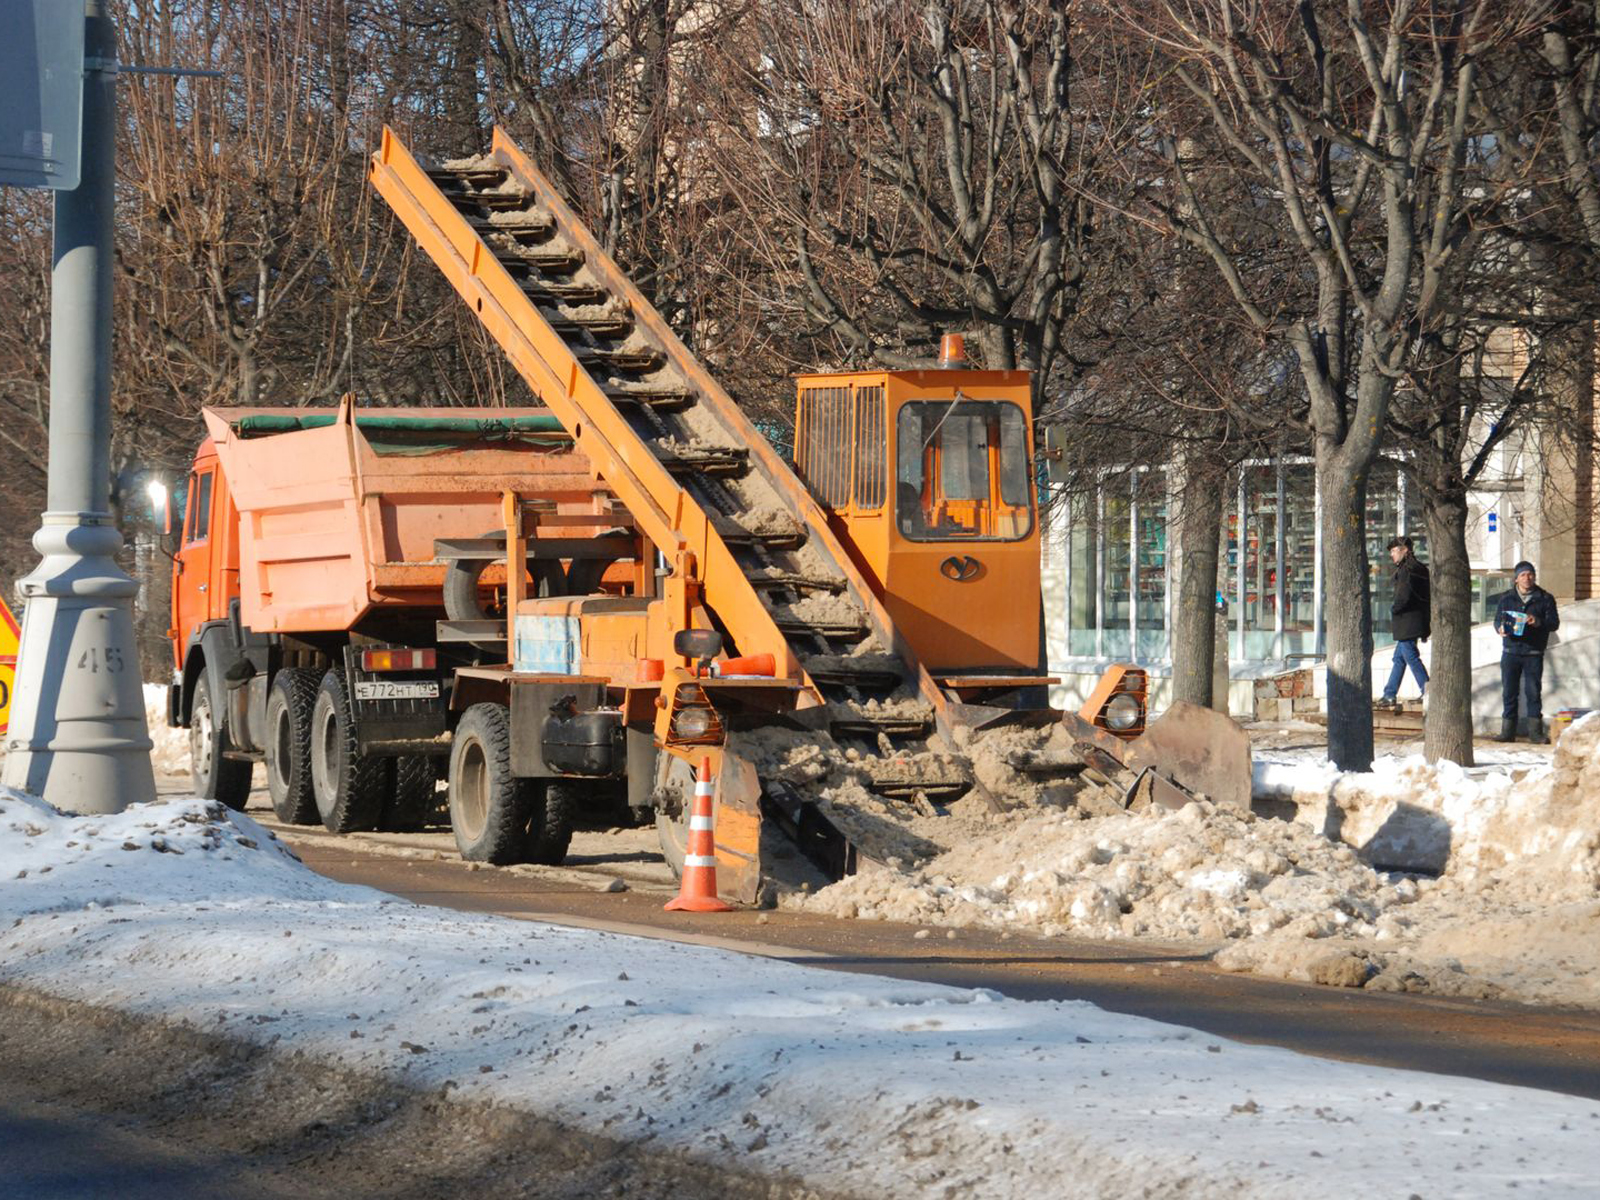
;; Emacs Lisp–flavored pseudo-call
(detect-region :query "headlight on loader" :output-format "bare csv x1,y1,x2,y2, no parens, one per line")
1079,664,1149,741
673,705,716,740
1104,692,1142,731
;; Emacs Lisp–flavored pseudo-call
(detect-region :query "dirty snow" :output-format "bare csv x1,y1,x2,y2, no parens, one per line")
794,719,1600,1008
3,789,1600,1198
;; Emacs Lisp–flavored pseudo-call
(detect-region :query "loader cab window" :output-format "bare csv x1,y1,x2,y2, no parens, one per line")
895,400,1032,541
184,470,213,545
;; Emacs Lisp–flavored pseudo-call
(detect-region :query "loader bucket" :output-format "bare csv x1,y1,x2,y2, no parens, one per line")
1118,700,1252,810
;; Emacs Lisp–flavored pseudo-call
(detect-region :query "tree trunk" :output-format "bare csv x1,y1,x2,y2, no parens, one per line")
1319,462,1375,771
1170,456,1225,707
1421,486,1475,766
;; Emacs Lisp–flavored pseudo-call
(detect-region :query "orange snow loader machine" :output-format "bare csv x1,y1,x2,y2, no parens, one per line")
165,126,1249,901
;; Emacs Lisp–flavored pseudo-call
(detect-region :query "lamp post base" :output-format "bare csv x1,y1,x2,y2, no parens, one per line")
1,514,156,813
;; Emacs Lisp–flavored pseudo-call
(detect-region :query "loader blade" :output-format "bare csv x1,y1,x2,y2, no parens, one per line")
1120,700,1252,810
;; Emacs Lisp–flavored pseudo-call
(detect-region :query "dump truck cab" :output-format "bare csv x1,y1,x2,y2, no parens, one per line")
794,344,1041,676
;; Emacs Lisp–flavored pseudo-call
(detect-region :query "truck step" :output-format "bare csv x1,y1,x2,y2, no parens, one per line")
576,346,666,373
435,619,506,644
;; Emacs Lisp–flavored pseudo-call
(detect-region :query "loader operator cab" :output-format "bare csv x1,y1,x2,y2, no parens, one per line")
794,339,1042,673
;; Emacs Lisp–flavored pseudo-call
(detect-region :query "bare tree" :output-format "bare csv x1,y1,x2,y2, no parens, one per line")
1114,1,1531,769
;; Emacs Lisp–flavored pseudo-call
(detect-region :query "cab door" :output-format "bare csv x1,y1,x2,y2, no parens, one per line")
171,458,218,663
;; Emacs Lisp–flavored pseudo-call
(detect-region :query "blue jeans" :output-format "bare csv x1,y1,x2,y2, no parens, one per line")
1382,639,1429,700
1501,651,1544,720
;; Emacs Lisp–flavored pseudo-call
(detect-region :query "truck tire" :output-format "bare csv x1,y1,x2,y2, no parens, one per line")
442,544,566,623
265,668,320,825
190,673,253,812
310,670,386,834
563,527,632,595
527,781,577,865
448,703,534,864
384,755,438,832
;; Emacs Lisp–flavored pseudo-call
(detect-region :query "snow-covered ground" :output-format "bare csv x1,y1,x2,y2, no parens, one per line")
2,789,1599,1198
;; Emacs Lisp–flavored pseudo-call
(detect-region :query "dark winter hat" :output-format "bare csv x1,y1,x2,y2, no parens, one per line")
1513,561,1536,578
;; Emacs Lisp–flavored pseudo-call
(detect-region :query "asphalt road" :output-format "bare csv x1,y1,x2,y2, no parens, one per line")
262,807,1600,1102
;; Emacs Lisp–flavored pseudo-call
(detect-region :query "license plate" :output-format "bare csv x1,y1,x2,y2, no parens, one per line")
355,679,440,701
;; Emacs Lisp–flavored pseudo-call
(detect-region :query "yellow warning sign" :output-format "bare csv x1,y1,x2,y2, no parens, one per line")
0,596,18,735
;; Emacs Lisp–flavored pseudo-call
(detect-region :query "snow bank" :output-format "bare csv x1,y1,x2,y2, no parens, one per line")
144,682,192,777
5,790,1600,1198
795,733,1600,1007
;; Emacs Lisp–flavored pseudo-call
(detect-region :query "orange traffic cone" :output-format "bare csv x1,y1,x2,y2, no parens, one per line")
665,758,733,913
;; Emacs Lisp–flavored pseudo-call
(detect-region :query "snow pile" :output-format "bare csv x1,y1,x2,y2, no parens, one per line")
144,682,193,777
4,789,1600,1197
792,800,1392,946
793,731,1600,1007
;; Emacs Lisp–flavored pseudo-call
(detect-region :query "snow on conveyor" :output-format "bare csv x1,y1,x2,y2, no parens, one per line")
1,791,1598,1198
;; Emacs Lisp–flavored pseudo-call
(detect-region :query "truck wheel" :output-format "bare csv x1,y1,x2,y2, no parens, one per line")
310,670,386,834
384,755,438,832
265,668,320,825
442,544,566,623
527,781,577,865
448,703,533,863
190,674,253,812
563,527,632,595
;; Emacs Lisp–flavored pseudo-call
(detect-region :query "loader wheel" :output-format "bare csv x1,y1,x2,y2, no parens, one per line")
190,674,253,812
384,755,439,832
652,754,697,881
527,780,577,865
310,670,386,834
265,668,321,825
448,703,534,864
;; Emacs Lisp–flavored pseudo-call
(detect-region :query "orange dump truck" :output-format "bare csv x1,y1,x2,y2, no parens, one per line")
166,401,642,856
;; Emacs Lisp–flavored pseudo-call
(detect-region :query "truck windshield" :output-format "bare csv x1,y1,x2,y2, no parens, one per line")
895,400,1033,541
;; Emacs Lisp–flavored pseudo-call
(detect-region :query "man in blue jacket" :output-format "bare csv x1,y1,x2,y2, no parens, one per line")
1494,561,1560,743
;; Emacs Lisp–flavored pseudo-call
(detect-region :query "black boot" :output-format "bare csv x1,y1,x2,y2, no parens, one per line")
1525,718,1548,745
1494,718,1517,743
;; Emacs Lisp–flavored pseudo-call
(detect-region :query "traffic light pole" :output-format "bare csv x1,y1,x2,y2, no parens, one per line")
1,0,154,812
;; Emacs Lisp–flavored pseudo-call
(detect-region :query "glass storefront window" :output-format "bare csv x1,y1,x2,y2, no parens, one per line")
1135,471,1167,659
1366,461,1401,646
1067,493,1098,656
1055,457,1423,669
1103,488,1132,658
1282,463,1317,657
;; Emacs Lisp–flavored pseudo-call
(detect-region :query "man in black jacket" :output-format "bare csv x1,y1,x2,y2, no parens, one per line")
1494,560,1561,743
1379,536,1430,710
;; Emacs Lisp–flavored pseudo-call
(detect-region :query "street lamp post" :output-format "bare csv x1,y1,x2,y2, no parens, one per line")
1,0,154,813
